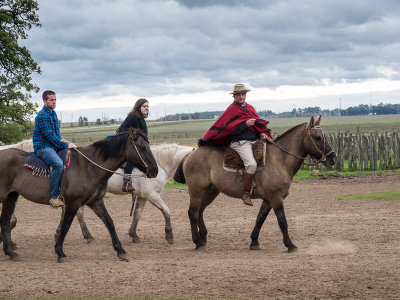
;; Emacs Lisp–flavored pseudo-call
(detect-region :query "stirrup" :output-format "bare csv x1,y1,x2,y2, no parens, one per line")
49,196,64,208
122,180,135,193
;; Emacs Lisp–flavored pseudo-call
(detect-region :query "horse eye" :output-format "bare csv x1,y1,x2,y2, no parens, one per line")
315,136,322,141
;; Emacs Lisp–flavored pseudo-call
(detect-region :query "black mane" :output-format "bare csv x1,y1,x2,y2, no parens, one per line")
92,129,148,161
274,123,307,142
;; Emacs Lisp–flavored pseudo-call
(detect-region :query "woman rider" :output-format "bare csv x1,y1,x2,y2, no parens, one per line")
116,98,149,192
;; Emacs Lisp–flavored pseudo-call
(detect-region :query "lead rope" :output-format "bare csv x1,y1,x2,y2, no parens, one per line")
73,144,147,179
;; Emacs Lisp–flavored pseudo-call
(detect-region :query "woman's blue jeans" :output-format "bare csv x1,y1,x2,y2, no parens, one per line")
35,147,64,199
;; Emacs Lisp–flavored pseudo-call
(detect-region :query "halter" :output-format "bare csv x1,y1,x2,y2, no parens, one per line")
270,124,334,164
73,131,149,178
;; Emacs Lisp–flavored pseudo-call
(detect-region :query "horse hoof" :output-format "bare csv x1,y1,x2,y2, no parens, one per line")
166,236,174,244
288,246,298,253
10,254,21,262
57,256,67,263
118,253,129,262
195,245,206,251
131,236,141,243
85,236,94,244
250,244,261,250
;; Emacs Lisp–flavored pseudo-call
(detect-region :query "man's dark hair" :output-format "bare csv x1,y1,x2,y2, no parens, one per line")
42,90,56,100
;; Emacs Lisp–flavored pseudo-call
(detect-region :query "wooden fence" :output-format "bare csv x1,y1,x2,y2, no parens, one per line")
305,131,400,171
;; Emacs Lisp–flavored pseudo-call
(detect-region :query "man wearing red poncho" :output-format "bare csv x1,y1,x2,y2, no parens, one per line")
199,84,273,206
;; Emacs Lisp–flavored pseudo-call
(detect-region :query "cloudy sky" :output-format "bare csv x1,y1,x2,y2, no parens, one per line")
25,0,400,121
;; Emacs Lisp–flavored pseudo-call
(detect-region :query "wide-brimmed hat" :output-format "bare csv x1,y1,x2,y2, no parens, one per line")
230,83,251,94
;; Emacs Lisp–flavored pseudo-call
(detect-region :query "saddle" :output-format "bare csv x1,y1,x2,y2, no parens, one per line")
24,149,71,176
223,139,266,170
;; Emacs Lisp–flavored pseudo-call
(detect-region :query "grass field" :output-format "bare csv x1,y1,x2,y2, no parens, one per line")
61,114,400,147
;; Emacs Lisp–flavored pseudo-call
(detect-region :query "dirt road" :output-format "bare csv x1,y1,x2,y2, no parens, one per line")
1,172,399,299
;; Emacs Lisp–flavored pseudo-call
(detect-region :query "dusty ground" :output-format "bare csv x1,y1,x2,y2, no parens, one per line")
0,172,399,299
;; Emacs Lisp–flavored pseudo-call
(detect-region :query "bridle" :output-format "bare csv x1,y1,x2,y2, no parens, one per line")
73,130,149,178
270,124,334,164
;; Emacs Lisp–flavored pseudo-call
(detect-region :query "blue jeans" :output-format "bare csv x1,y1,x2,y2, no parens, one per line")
35,147,64,199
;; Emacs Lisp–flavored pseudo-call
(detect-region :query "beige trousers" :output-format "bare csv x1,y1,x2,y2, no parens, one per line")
230,140,257,174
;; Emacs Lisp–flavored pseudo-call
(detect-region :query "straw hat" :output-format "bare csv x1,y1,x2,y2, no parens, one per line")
230,83,251,94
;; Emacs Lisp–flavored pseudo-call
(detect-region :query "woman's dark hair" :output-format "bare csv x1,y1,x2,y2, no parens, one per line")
129,98,148,118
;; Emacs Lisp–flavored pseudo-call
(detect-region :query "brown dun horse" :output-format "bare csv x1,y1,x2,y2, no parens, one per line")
0,129,158,262
174,116,336,252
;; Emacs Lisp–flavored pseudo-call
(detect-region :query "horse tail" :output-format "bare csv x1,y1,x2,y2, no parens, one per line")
173,154,188,184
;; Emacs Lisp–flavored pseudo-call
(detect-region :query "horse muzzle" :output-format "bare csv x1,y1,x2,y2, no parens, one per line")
146,165,159,178
322,152,336,168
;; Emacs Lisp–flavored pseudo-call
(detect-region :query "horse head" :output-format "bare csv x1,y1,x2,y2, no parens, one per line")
303,116,336,168
127,128,158,178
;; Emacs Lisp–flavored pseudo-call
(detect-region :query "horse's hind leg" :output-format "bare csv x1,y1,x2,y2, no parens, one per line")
198,188,219,246
128,196,146,243
88,200,128,262
76,206,94,243
273,203,297,252
0,194,20,261
55,206,94,243
250,200,272,250
146,193,174,244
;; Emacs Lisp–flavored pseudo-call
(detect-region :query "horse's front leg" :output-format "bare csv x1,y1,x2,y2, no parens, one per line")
88,199,128,262
55,205,79,263
0,196,20,261
147,193,174,244
128,196,146,243
273,203,298,252
250,200,272,250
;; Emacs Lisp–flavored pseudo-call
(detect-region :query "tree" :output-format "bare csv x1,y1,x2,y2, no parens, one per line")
78,116,84,127
0,0,41,143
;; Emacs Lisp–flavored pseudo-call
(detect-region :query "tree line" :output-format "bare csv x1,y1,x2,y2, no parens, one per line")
158,103,400,121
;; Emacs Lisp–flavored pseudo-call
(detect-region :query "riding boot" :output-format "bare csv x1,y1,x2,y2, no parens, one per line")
122,178,135,193
49,196,65,208
242,172,255,206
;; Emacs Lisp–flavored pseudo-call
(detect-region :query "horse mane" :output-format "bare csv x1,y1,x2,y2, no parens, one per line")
150,143,191,170
0,139,34,152
92,130,148,161
274,123,307,142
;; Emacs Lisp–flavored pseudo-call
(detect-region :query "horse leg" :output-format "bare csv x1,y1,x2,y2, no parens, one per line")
76,206,94,243
55,206,94,243
0,194,20,261
250,200,272,250
54,206,79,263
88,200,128,262
198,188,219,246
0,210,17,250
128,196,146,243
188,190,206,250
273,203,298,252
147,193,174,244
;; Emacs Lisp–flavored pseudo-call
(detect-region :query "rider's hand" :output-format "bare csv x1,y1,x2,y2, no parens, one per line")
68,143,77,149
246,118,256,127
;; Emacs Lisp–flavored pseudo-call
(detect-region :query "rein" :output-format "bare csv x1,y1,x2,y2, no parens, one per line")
73,134,148,179
269,125,334,164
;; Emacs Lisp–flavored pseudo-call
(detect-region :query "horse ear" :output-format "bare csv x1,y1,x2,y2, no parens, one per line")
309,116,315,127
315,115,321,126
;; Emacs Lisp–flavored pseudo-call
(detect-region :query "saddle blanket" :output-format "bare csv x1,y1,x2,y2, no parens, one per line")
223,139,266,171
24,149,71,176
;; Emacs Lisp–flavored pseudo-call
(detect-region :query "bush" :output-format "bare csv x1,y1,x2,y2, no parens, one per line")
0,122,33,144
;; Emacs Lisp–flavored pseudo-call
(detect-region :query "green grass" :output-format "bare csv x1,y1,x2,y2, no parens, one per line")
336,190,400,201
60,114,400,147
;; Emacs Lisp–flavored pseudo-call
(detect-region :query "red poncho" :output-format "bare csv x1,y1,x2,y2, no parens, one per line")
198,101,272,147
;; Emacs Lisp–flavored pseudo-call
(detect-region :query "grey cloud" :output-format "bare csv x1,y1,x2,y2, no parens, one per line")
25,0,400,98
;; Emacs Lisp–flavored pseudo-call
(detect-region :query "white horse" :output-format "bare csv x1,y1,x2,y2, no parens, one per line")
1,140,194,244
